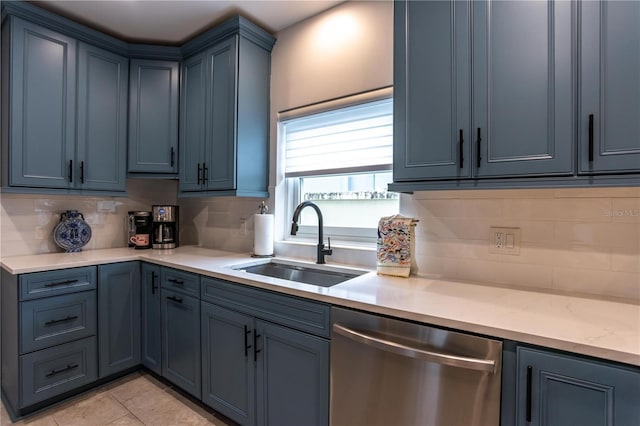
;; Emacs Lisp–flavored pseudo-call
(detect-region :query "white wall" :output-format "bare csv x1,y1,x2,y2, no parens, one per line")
180,1,394,263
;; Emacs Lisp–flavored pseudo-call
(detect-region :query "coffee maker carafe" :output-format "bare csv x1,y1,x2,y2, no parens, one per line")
152,205,178,249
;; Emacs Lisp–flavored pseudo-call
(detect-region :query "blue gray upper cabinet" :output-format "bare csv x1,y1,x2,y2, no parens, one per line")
179,51,207,192
473,0,574,177
2,16,128,193
579,0,640,173
179,24,274,198
4,17,76,189
128,59,179,174
393,0,471,181
77,43,128,191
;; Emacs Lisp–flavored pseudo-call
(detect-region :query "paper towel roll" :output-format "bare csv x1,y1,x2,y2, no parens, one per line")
254,214,274,256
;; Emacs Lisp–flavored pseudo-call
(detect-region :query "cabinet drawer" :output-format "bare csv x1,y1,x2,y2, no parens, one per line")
21,291,97,354
201,277,331,338
20,336,97,408
20,267,97,301
160,268,200,298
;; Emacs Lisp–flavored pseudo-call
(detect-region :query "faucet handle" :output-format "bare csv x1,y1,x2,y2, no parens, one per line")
324,237,333,255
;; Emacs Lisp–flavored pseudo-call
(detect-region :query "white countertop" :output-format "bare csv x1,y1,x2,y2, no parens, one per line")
2,246,639,367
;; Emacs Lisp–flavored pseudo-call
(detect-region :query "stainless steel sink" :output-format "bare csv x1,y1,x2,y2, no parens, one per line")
230,260,367,287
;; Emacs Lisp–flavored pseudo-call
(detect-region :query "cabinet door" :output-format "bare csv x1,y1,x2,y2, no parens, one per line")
472,0,574,177
141,263,161,375
516,347,640,426
256,321,329,426
580,1,640,173
201,302,255,426
179,51,207,191
98,263,141,378
205,37,238,191
393,0,471,181
8,17,75,189
161,289,201,398
128,59,179,174
76,43,128,191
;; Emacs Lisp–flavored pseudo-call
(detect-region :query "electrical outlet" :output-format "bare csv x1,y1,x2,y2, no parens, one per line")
239,218,247,236
489,227,521,255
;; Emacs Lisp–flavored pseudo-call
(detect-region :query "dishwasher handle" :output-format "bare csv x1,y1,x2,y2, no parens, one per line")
333,323,496,373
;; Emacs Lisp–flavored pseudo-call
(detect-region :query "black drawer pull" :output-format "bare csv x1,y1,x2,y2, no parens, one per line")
459,129,464,168
197,163,202,185
45,363,79,378
45,315,78,326
167,278,184,285
68,160,73,183
167,295,183,304
254,332,261,362
80,161,85,184
151,272,158,294
476,127,482,168
588,114,594,162
526,365,533,422
244,325,252,358
44,279,79,288
170,147,175,167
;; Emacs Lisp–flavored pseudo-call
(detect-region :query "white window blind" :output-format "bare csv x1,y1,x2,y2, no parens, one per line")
283,98,393,177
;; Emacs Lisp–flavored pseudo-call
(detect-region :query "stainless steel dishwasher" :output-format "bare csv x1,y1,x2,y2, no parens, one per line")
330,307,502,426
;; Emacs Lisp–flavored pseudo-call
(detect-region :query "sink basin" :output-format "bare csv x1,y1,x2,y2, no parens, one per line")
230,259,367,287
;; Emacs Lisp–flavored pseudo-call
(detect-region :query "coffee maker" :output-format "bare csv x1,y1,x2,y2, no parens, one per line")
152,205,178,249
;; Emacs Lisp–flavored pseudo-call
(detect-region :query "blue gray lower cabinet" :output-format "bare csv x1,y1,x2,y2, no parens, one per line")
200,276,330,426
141,263,162,375
255,320,329,426
161,288,201,399
98,262,141,378
201,302,255,425
1,267,99,415
516,347,640,426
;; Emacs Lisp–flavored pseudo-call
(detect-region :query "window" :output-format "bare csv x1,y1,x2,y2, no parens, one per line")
280,89,398,244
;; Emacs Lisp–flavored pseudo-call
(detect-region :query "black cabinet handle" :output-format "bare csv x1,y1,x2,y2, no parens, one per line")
197,163,201,185
476,128,482,168
588,114,594,162
170,147,175,167
151,272,158,295
459,129,464,169
68,160,73,183
44,279,79,288
244,325,252,358
254,332,261,362
168,278,184,285
526,365,533,422
203,162,208,182
167,295,183,304
80,161,85,184
45,363,78,378
45,315,78,326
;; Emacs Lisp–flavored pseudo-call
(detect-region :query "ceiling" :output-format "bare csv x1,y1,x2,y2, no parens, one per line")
30,0,345,44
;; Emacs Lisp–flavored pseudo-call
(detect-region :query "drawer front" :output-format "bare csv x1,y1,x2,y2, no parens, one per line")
20,267,97,301
160,267,200,298
201,277,331,338
20,336,97,408
21,291,97,354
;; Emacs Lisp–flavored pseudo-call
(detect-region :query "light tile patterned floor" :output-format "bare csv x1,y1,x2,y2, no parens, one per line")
1,372,232,426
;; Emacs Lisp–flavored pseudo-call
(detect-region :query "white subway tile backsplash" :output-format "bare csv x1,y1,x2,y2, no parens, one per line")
554,222,639,249
404,187,640,302
552,267,640,300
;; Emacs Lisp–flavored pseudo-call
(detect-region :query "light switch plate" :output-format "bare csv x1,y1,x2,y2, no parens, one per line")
489,227,521,255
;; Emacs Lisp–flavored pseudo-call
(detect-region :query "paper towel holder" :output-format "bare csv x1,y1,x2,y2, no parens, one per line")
252,201,275,258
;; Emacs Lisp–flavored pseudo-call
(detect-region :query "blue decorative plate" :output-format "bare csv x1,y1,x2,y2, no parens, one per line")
53,210,92,253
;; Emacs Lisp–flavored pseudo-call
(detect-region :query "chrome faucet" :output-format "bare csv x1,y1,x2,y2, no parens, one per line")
290,201,332,264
